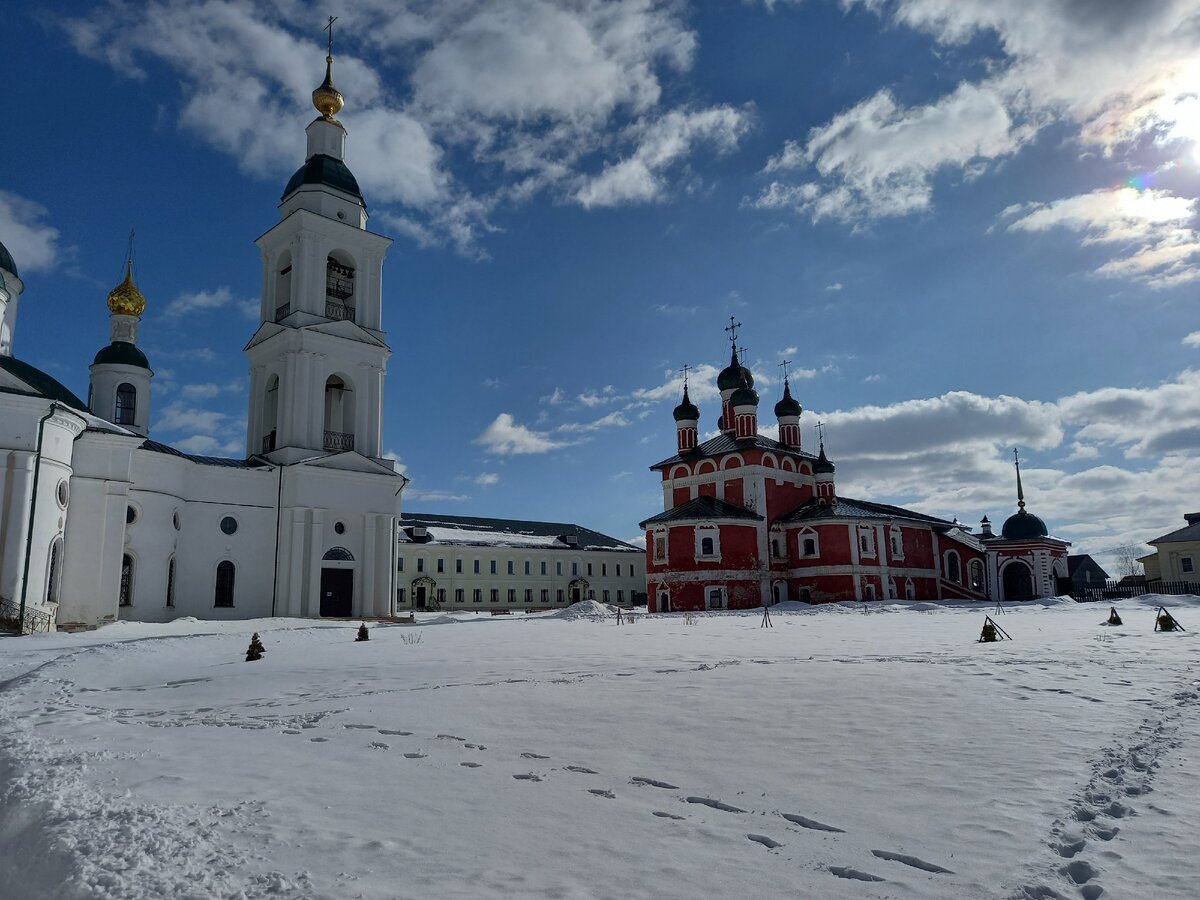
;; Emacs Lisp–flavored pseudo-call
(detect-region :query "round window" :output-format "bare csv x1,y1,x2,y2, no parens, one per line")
173,510,181,531
56,480,69,509
336,210,346,220
126,505,138,525
334,521,346,535
220,516,238,535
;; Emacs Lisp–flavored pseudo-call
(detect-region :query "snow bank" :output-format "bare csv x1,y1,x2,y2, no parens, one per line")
540,599,617,620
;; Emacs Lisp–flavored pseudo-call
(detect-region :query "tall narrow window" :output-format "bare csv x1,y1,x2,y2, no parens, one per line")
262,375,279,453
114,383,137,426
46,538,64,605
969,559,985,591
166,557,176,607
507,560,514,575
323,375,354,452
119,554,134,606
945,551,962,584
325,255,356,321
490,589,499,603
214,560,235,607
455,588,464,603
541,561,547,576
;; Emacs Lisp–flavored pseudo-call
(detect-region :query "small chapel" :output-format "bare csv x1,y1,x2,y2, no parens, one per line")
640,324,1070,610
0,50,405,632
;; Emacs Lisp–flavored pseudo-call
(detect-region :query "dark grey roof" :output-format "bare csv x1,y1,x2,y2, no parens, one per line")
1067,554,1110,579
0,239,17,278
1001,508,1048,540
1149,519,1200,544
93,341,150,370
401,512,640,552
283,154,364,204
651,432,819,469
140,439,264,468
777,496,956,529
0,356,87,409
639,496,763,528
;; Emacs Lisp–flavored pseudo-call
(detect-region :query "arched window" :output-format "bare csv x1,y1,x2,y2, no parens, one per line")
803,537,817,557
323,375,354,451
945,550,962,584
214,561,235,607
114,383,137,426
325,254,356,321
46,537,64,605
323,547,355,561
700,537,714,557
119,554,134,606
262,374,279,453
969,559,985,591
166,557,176,607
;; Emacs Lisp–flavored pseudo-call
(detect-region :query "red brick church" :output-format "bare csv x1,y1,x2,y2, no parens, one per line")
640,325,1069,611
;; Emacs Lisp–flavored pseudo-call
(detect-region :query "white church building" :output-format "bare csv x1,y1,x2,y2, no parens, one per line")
0,53,407,632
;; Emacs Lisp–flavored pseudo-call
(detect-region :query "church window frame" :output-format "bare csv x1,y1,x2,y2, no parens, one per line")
863,582,877,601
219,515,238,536
695,525,721,562
705,586,726,610
969,558,986,591
858,527,876,558
213,560,236,608
556,561,563,576
889,525,904,560
653,528,668,564
114,383,137,426
799,529,820,558
45,536,65,606
541,560,547,576
905,579,916,601
945,550,962,584
119,554,135,607
557,589,565,604
165,556,176,608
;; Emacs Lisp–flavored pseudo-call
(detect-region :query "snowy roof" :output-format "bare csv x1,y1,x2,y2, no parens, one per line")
650,432,819,470
778,496,960,530
140,439,265,468
399,512,640,552
639,496,763,528
1149,516,1200,545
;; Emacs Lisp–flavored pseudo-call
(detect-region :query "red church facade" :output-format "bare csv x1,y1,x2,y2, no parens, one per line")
641,334,1068,611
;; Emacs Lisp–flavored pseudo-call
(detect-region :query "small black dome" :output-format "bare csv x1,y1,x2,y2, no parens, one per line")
774,381,801,418
283,154,364,204
1001,509,1048,540
93,341,150,370
730,385,759,407
813,445,835,474
717,346,754,392
0,355,87,409
673,385,699,421
0,239,17,278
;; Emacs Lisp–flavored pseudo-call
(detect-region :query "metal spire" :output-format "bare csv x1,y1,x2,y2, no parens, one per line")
1013,447,1026,511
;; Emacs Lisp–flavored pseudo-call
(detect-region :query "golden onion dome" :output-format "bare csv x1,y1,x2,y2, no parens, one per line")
312,55,344,119
107,260,146,317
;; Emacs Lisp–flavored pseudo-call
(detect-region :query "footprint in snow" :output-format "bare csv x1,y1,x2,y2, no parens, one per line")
747,834,782,849
829,867,885,883
343,724,375,730
521,752,550,759
369,742,389,751
460,762,482,768
282,729,302,735
589,789,616,799
309,737,328,743
378,729,412,736
436,734,467,741
513,773,542,782
686,797,745,813
465,743,487,751
781,813,845,833
871,850,954,874
653,811,684,820
565,766,598,775
404,752,427,759
630,777,678,789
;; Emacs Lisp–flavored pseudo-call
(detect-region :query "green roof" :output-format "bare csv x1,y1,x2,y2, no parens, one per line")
0,355,87,409
0,240,17,278
1001,509,1049,540
93,341,150,369
282,154,364,204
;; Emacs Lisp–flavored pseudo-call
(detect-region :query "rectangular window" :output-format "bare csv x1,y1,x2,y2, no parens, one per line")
572,562,579,577
556,562,563,576
525,589,532,603
417,558,425,573
437,588,445,604
398,588,406,603
557,590,565,603
455,588,464,604
490,560,497,575
456,559,463,574
524,560,531,576
507,560,515,575
508,589,516,603
630,563,637,578
473,589,481,603
541,561,547,576
474,559,480,574
541,589,549,603
490,589,499,603
617,590,623,603
398,557,404,572
603,590,610,603
437,558,444,573
602,563,607,576
587,563,593,576
617,563,622,577
1183,557,1195,574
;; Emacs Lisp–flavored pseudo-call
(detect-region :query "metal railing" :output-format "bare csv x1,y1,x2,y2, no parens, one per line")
261,431,276,454
325,301,355,322
275,303,290,321
323,430,354,452
0,597,54,634
1076,579,1200,602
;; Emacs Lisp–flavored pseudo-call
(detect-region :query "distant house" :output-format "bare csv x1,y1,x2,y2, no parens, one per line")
1138,513,1200,583
1067,555,1109,593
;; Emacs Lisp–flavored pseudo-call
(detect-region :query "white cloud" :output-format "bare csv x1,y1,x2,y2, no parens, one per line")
650,303,700,316
173,434,242,455
475,413,575,455
475,472,500,486
382,449,408,475
1184,332,1200,348
1007,188,1200,288
541,387,566,405
862,374,882,383
557,410,630,433
778,346,798,356
825,283,843,292
165,286,260,317
0,190,61,273
154,402,228,436
578,386,618,407
405,488,470,502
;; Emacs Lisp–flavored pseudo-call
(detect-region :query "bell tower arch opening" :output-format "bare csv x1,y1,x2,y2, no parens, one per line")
323,374,355,452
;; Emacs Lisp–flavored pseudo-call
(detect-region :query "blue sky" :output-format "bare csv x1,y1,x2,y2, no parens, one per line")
5,1,1200,570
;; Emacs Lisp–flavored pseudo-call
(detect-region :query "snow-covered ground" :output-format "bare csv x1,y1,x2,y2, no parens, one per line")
1,597,1197,900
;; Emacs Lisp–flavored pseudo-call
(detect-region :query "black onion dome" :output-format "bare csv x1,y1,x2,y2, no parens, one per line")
0,239,16,278
673,386,700,421
774,381,801,418
1001,509,1049,540
717,347,754,391
813,445,835,474
282,154,364,204
93,341,150,370
730,385,759,406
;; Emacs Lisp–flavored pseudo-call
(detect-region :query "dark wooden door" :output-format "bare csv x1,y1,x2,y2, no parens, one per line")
415,586,427,609
320,568,354,617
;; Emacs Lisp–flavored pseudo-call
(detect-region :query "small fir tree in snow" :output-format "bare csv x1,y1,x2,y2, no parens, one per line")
1107,607,1122,626
979,620,998,643
1155,608,1181,632
246,632,266,661
356,622,370,642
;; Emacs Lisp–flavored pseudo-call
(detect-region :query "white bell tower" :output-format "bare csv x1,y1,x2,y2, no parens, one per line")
245,48,393,464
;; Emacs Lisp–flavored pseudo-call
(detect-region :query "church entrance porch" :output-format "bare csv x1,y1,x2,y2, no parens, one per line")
411,576,436,610
569,578,589,604
320,568,354,617
1002,560,1035,601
